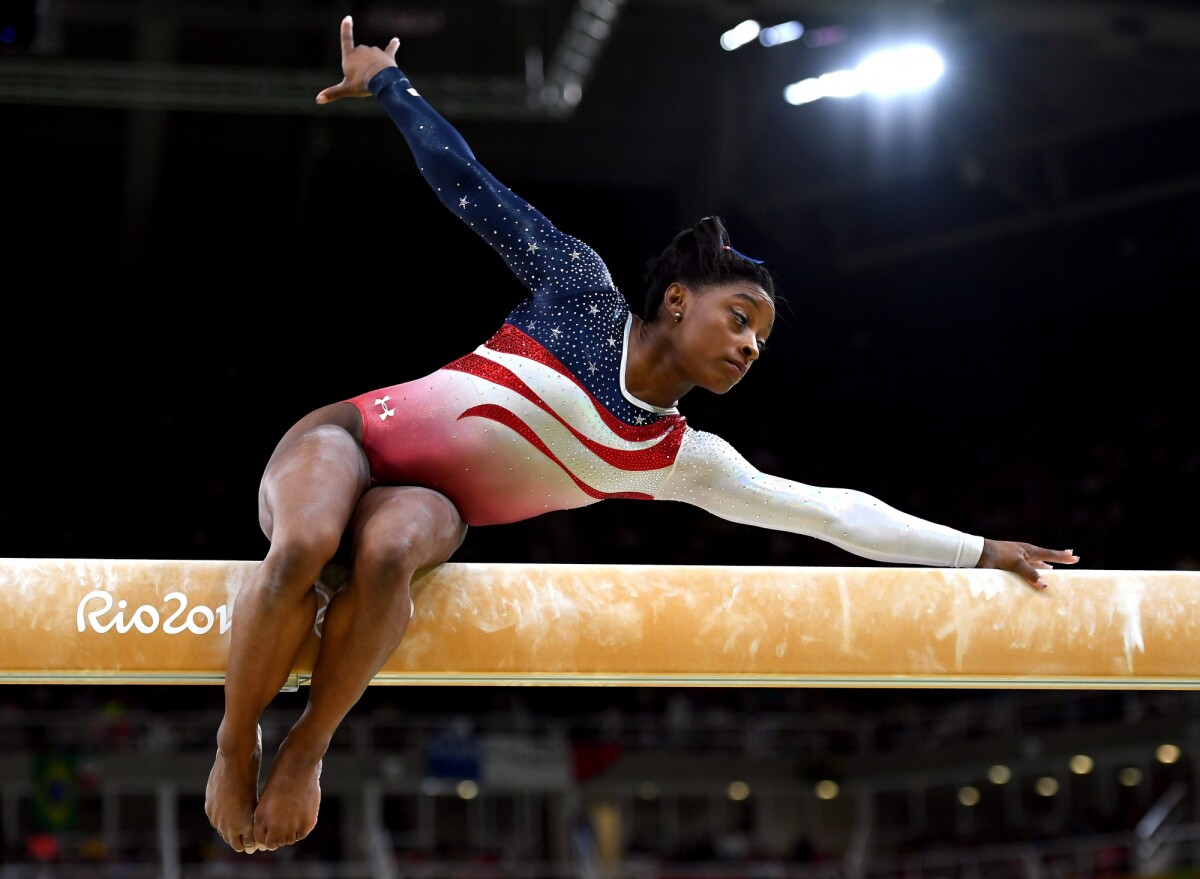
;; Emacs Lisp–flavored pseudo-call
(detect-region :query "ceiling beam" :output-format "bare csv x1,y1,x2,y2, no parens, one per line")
0,0,627,118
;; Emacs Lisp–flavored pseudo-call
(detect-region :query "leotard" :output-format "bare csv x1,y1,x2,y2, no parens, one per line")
344,66,984,568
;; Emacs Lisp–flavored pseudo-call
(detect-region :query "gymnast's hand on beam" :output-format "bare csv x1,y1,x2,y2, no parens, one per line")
976,539,1079,591
315,15,399,105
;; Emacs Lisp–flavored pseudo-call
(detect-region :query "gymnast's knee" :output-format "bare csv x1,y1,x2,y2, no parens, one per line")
354,498,461,591
256,530,345,603
352,528,423,599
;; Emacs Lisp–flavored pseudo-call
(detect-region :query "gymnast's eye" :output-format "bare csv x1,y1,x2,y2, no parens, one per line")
732,308,767,353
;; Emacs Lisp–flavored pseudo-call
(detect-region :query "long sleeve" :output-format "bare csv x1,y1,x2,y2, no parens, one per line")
656,429,985,568
368,66,614,300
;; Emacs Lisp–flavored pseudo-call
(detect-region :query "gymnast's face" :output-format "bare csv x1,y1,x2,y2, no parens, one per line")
668,281,774,394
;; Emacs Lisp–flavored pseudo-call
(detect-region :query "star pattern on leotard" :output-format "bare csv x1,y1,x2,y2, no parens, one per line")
502,287,670,423
415,98,672,426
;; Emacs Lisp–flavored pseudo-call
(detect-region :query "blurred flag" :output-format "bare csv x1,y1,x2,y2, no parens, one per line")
33,754,79,832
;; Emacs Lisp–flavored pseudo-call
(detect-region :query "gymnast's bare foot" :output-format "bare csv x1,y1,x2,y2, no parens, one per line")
205,724,263,853
252,733,324,850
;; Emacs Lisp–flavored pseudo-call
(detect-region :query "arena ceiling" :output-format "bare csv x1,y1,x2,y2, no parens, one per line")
5,0,1200,274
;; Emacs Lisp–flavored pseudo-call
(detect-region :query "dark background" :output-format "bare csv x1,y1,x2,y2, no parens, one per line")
2,0,1197,581
1,6,1199,868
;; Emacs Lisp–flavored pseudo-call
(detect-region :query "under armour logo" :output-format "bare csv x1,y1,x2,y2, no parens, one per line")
375,395,395,420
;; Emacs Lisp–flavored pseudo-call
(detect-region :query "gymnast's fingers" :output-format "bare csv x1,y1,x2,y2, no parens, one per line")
340,15,355,59
1039,546,1079,566
1020,560,1050,591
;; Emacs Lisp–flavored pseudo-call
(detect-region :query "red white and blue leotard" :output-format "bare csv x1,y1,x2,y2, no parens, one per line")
345,67,984,568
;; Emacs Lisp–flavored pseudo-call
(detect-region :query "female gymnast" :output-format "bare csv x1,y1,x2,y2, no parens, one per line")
205,16,1079,854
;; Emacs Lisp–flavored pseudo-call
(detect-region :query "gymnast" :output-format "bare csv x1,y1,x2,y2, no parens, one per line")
205,15,1079,853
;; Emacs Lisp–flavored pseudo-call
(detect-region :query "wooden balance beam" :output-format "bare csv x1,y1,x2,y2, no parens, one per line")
1,558,1196,688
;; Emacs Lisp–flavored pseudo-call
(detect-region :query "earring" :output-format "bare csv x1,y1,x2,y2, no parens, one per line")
674,312,682,322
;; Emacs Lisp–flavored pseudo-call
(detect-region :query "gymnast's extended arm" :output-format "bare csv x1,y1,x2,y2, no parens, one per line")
655,428,984,568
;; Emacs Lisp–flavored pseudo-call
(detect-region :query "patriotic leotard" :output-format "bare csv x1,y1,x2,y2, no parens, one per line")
345,67,984,569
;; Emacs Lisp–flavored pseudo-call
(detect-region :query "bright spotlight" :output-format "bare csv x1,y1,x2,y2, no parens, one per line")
720,19,760,51
819,69,864,99
759,21,804,47
857,43,944,96
783,78,823,105
783,70,863,105
784,42,944,106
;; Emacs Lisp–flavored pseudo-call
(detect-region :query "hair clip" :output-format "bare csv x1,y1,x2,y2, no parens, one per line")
722,244,765,265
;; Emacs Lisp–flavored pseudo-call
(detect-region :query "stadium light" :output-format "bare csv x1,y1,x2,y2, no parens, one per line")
859,44,944,95
784,42,945,105
759,21,804,47
720,19,761,51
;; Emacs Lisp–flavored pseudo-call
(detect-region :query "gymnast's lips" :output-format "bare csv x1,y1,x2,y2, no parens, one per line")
724,358,748,378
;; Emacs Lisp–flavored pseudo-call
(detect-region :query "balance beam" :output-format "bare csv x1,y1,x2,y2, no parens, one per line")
1,558,1197,688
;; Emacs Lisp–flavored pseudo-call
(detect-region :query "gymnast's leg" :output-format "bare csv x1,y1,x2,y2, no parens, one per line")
205,402,371,854
252,485,467,851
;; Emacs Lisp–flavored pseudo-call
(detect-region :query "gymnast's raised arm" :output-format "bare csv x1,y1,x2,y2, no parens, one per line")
316,15,613,300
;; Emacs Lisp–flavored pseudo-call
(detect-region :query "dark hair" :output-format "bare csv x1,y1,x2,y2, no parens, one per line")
641,216,776,321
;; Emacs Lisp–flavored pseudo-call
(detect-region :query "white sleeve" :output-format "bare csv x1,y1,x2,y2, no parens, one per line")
655,429,984,568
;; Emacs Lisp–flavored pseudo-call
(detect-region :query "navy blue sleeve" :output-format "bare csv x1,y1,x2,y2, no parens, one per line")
369,67,616,300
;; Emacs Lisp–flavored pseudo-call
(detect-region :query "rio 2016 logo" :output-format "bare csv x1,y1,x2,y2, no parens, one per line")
76,590,232,635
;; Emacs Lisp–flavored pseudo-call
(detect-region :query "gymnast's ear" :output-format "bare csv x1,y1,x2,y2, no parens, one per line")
661,282,688,317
